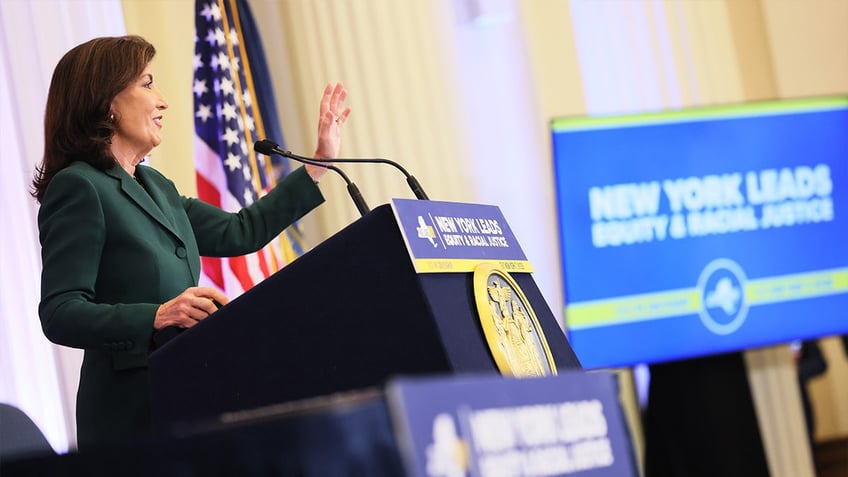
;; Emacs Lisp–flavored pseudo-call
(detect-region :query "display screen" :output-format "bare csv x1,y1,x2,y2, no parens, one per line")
552,97,848,369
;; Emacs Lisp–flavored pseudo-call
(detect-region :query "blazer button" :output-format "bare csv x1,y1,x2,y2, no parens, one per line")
175,246,187,259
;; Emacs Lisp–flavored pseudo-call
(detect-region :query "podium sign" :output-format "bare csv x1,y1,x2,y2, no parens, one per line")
392,199,532,273
387,372,637,477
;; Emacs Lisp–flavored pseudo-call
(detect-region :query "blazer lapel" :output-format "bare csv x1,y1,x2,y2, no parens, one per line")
106,165,183,244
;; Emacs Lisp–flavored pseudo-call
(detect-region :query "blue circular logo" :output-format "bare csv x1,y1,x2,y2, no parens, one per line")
696,258,749,335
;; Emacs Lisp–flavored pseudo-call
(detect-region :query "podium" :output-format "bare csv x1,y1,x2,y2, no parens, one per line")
149,203,581,432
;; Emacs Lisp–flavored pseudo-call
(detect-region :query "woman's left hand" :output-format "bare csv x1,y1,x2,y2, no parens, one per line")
308,82,350,181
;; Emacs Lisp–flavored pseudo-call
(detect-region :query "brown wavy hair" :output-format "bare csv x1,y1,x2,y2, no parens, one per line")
32,35,156,202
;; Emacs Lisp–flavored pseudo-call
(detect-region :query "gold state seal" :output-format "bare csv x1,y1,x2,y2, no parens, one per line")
473,263,557,377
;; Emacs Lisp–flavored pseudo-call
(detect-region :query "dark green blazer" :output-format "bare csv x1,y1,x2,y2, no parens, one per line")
37,161,323,450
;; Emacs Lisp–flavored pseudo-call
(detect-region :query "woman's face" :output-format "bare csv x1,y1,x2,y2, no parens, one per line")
110,63,168,159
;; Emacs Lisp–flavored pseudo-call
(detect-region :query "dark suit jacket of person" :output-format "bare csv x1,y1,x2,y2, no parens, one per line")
37,160,323,450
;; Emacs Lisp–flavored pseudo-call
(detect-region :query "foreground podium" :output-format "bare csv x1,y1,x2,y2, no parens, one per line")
5,372,639,477
149,203,581,431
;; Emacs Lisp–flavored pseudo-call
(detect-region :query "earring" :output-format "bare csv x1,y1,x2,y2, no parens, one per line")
109,113,115,122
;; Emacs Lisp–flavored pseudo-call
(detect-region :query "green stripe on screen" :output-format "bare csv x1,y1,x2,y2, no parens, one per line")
552,97,848,132
566,267,848,330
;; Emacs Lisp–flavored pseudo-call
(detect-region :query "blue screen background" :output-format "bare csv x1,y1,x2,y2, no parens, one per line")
552,104,848,368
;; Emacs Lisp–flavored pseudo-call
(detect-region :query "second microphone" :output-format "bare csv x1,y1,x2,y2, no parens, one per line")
254,139,371,217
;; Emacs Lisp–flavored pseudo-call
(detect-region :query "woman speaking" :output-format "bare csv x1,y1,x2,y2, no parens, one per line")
32,35,350,450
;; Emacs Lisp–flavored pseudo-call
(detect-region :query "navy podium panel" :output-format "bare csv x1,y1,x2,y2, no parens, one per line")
150,204,580,432
3,391,403,477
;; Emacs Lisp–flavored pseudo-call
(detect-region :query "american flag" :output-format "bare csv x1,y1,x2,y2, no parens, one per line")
193,0,302,296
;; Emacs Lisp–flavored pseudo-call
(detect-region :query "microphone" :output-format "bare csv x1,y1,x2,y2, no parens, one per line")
254,140,370,216
258,140,430,200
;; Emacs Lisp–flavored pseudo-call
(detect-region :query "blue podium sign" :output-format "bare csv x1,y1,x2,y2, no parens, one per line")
391,199,532,273
387,372,637,477
552,97,848,368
